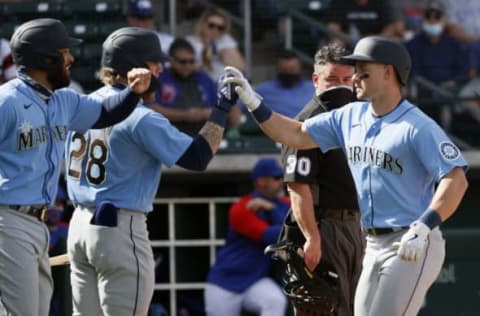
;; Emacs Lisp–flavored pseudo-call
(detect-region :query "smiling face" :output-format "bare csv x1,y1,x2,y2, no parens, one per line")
352,61,395,100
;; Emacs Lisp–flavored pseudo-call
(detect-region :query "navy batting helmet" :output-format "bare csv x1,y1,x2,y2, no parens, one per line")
101,27,169,77
10,18,82,70
341,36,411,85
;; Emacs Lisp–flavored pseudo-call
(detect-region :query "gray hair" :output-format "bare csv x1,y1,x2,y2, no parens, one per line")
313,43,349,73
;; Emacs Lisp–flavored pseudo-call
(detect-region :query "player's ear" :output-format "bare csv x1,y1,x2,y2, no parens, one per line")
384,65,394,82
312,72,319,89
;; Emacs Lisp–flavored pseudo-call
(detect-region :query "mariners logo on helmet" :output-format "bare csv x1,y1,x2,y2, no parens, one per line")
101,27,169,77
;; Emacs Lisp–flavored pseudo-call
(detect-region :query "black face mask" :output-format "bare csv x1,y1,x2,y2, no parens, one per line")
277,73,301,88
318,86,355,109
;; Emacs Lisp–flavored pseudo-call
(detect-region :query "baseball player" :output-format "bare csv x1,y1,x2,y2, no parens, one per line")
0,18,151,316
280,43,364,316
223,36,468,316
65,27,237,316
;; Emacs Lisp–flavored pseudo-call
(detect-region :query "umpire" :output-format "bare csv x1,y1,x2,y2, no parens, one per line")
281,43,364,316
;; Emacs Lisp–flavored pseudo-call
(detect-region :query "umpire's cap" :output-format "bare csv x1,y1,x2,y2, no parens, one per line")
10,18,82,70
341,36,411,85
101,27,169,77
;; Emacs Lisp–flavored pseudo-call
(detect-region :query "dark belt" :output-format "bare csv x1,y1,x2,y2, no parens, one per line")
8,205,48,222
320,208,359,221
364,226,408,236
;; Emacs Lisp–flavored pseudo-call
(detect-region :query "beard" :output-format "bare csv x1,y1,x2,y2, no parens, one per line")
46,63,71,90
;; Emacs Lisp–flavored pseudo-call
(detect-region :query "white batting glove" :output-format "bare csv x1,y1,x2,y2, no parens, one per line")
396,221,431,262
223,66,262,111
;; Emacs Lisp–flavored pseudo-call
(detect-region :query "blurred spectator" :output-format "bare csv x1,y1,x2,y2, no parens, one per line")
406,1,470,129
253,50,315,118
442,0,480,43
151,38,241,136
457,39,480,124
326,0,405,46
127,0,174,54
0,38,16,83
468,39,480,78
457,76,480,124
186,7,246,81
152,38,215,135
204,158,289,316
406,1,470,87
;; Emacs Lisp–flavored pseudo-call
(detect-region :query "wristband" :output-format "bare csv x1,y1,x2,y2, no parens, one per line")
251,102,273,123
418,208,442,229
208,107,228,127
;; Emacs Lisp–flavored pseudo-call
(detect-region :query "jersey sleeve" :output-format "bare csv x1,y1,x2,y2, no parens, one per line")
282,145,319,183
304,110,343,153
413,121,468,182
67,91,102,133
133,111,193,167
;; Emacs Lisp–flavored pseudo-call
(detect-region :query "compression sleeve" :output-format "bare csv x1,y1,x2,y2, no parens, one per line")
91,87,140,129
176,134,213,171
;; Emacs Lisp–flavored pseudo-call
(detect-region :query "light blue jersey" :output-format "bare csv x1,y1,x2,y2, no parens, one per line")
304,99,468,228
0,78,102,205
66,85,193,213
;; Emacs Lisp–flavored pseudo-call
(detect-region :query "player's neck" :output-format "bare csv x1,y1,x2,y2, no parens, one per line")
24,69,53,91
370,88,402,117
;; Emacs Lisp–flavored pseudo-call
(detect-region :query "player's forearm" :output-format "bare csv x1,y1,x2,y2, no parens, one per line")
198,121,224,154
287,182,320,242
428,167,468,222
255,111,317,150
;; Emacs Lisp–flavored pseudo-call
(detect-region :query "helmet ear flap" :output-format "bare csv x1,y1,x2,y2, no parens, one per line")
38,51,64,69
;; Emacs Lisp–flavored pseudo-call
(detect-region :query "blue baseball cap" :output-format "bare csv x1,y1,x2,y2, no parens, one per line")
128,0,154,18
251,158,284,180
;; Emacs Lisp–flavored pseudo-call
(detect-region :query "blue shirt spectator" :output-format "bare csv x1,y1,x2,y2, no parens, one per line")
254,50,315,118
157,68,216,108
468,39,480,77
255,78,315,118
406,1,469,86
152,38,218,135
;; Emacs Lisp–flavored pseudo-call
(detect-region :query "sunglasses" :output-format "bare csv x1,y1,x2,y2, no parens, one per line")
173,58,195,65
424,10,443,20
207,22,226,32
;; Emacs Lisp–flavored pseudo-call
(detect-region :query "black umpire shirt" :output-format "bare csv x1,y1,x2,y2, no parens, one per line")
281,91,359,210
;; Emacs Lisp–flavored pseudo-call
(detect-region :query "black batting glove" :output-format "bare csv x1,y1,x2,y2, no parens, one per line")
216,72,238,112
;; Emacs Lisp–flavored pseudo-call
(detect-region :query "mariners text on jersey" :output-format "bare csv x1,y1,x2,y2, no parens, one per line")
18,123,67,151
347,145,403,175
